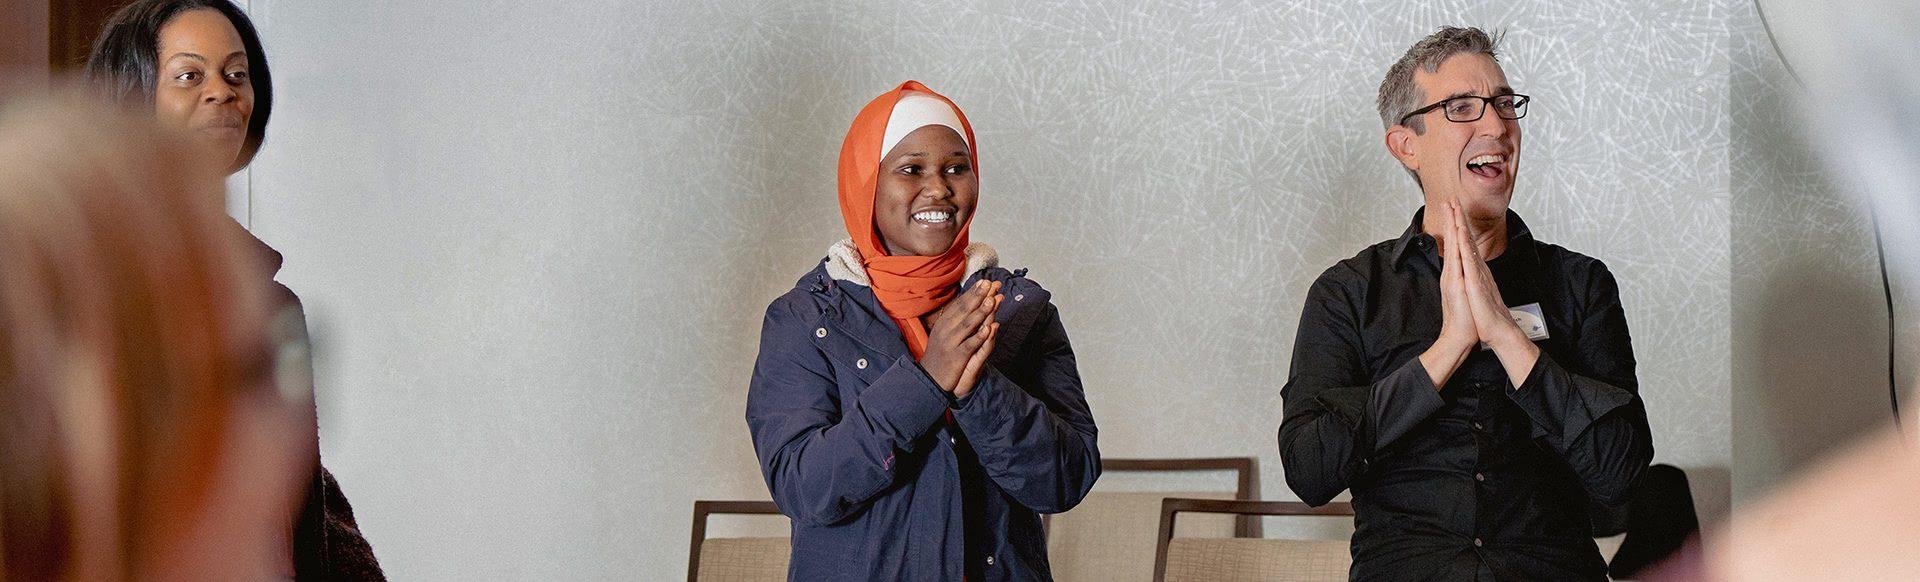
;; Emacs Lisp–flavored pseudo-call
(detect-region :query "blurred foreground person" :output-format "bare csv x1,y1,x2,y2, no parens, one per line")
0,96,313,581
85,1,384,578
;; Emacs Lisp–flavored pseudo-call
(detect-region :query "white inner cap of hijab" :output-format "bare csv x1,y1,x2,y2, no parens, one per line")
879,91,970,159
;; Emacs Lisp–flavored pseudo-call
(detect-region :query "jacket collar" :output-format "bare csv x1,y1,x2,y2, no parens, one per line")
806,240,1001,360
823,238,999,286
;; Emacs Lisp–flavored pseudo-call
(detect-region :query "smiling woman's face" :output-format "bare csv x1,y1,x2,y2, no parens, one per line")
153,8,254,172
873,125,976,257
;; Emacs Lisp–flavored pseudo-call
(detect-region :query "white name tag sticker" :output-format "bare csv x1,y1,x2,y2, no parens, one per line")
1509,303,1549,341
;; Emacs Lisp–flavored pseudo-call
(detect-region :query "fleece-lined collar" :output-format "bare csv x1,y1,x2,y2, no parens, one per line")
824,238,999,287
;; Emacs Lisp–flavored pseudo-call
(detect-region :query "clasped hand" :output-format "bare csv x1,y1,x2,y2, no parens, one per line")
920,280,1002,399
1424,202,1540,388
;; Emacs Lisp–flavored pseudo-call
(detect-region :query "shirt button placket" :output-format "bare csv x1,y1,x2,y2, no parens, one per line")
1468,380,1493,561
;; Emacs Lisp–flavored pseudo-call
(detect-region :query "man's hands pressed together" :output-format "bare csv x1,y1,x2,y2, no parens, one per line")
1419,202,1541,391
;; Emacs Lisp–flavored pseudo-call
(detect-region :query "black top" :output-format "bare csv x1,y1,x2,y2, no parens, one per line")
234,221,384,581
1278,208,1654,581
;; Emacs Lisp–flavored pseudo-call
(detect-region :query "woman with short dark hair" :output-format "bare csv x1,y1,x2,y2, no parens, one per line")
85,2,384,579
86,0,271,174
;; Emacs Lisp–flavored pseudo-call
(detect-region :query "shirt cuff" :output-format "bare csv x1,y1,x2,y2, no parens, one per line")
1365,357,1447,452
1504,352,1636,443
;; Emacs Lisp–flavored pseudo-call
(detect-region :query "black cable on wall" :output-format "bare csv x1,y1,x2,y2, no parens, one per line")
1754,0,1901,424
1871,215,1901,423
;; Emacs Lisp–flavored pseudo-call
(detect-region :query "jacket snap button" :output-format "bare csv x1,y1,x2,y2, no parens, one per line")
814,328,827,338
985,556,995,566
856,358,867,369
1014,294,1024,302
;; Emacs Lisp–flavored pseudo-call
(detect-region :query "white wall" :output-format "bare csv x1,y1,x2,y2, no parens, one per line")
246,1,1735,578
1730,1,1917,503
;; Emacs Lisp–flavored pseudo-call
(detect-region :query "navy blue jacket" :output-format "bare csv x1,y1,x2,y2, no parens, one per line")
747,260,1100,581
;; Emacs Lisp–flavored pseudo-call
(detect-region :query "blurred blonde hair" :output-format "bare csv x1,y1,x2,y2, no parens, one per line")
0,92,281,580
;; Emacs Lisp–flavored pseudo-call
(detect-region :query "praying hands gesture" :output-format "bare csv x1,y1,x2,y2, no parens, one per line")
1418,202,1541,390
921,280,1003,399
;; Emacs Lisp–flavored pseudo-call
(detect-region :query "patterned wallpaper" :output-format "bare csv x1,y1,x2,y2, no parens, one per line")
248,1,1732,578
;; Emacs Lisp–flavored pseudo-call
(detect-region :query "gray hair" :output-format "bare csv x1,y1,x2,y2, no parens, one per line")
1378,27,1502,133
1376,26,1502,185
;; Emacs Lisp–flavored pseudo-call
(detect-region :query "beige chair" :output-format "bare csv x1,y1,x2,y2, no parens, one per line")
1154,498,1355,582
687,500,790,582
1047,458,1260,582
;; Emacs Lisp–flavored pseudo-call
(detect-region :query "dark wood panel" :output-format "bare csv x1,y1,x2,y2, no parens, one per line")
49,0,127,72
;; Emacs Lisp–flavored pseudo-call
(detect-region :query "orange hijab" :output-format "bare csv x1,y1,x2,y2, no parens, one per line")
837,81,979,358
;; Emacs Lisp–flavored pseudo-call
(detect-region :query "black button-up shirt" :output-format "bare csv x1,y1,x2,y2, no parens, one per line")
1279,208,1654,581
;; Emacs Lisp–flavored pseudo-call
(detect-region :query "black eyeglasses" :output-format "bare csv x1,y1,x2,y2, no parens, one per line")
1399,94,1530,125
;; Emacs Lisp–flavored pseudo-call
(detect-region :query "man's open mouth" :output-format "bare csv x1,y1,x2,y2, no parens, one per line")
1466,153,1506,179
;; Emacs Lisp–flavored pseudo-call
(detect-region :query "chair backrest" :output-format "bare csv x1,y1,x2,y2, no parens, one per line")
688,500,790,582
1047,457,1260,582
1154,498,1356,582
1104,458,1263,536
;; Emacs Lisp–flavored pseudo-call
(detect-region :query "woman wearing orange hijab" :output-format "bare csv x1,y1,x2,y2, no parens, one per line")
747,81,1100,581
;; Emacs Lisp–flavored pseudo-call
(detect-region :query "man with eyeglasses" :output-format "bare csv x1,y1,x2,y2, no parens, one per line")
1277,26,1654,581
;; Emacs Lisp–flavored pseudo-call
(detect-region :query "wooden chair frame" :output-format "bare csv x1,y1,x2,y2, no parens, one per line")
1151,497,1355,582
687,500,784,582
1057,456,1261,537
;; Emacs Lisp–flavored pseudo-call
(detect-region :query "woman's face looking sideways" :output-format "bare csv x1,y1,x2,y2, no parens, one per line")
873,125,976,257
153,8,254,172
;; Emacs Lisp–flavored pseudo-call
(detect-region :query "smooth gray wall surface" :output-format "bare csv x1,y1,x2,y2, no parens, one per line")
1730,1,1916,503
247,1,1732,578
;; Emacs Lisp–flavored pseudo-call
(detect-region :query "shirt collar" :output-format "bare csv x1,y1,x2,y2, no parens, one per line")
1391,206,1540,270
